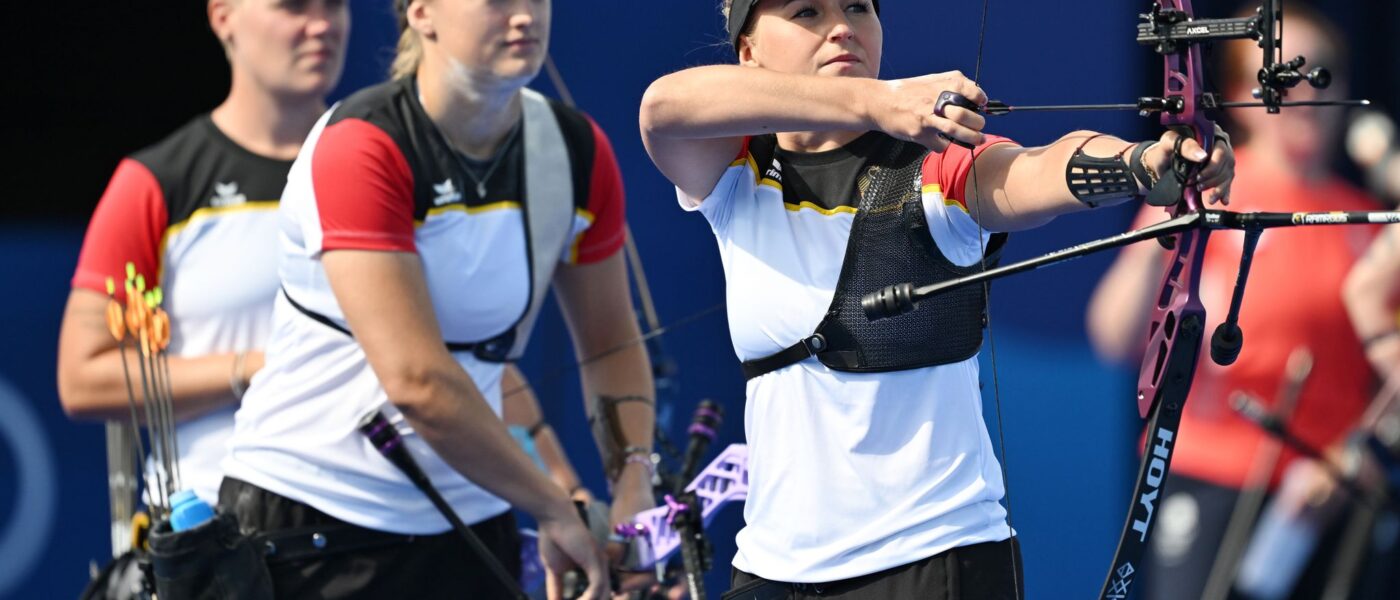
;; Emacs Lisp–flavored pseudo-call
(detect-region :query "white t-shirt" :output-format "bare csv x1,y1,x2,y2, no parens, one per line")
222,81,627,534
681,132,1015,582
71,115,293,505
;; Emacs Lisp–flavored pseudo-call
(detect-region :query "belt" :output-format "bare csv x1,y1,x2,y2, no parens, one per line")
254,523,418,564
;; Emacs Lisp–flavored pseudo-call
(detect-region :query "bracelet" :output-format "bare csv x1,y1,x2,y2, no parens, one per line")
1130,141,1160,193
1143,161,1160,187
602,395,655,408
526,419,549,439
1362,329,1400,349
230,351,247,399
622,446,653,460
622,447,655,477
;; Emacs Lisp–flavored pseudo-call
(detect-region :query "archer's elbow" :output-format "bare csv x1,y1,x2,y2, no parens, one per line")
638,85,667,140
1086,317,1138,366
56,361,115,421
379,363,456,421
1084,289,1144,365
639,75,690,140
56,378,91,420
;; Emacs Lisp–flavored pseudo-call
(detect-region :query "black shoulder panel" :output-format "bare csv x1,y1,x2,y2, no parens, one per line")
130,115,294,226
546,99,599,212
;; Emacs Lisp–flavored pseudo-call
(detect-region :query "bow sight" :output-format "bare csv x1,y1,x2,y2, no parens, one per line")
1140,0,1337,113
981,1,1365,117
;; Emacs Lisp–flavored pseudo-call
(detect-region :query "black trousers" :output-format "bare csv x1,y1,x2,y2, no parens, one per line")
723,538,1022,600
220,477,521,600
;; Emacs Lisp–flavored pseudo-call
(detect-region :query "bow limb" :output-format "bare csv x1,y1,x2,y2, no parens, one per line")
1101,2,1217,597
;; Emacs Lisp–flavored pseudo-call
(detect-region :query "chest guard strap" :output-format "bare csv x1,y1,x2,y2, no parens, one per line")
740,138,1007,380
506,88,574,360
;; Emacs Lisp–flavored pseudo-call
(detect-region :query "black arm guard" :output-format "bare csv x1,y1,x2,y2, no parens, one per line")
1066,144,1143,209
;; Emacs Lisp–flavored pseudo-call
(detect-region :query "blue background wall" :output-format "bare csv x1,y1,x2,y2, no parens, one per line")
0,0,1389,597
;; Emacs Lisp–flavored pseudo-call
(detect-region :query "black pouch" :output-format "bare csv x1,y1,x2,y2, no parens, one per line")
80,549,153,600
719,574,791,600
147,512,274,600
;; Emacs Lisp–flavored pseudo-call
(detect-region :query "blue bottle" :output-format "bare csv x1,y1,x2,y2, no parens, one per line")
170,489,215,532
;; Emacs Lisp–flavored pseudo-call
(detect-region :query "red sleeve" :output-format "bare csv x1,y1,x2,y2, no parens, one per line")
926,134,1016,213
311,118,417,253
71,158,168,302
571,118,627,264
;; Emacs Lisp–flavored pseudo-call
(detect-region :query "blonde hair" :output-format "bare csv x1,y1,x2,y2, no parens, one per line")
390,0,423,80
391,28,423,80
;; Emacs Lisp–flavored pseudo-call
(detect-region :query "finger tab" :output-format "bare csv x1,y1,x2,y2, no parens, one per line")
934,90,982,118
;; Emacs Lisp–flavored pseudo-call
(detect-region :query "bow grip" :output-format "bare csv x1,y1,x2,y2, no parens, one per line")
1143,124,1209,208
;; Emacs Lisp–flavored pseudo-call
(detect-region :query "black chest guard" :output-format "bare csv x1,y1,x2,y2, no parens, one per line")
740,136,1008,379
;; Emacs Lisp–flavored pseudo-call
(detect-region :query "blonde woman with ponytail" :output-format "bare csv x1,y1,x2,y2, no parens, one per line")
221,1,653,598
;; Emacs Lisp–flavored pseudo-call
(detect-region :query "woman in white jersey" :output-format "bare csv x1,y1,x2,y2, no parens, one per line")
639,1,1235,598
219,0,655,598
58,0,348,509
